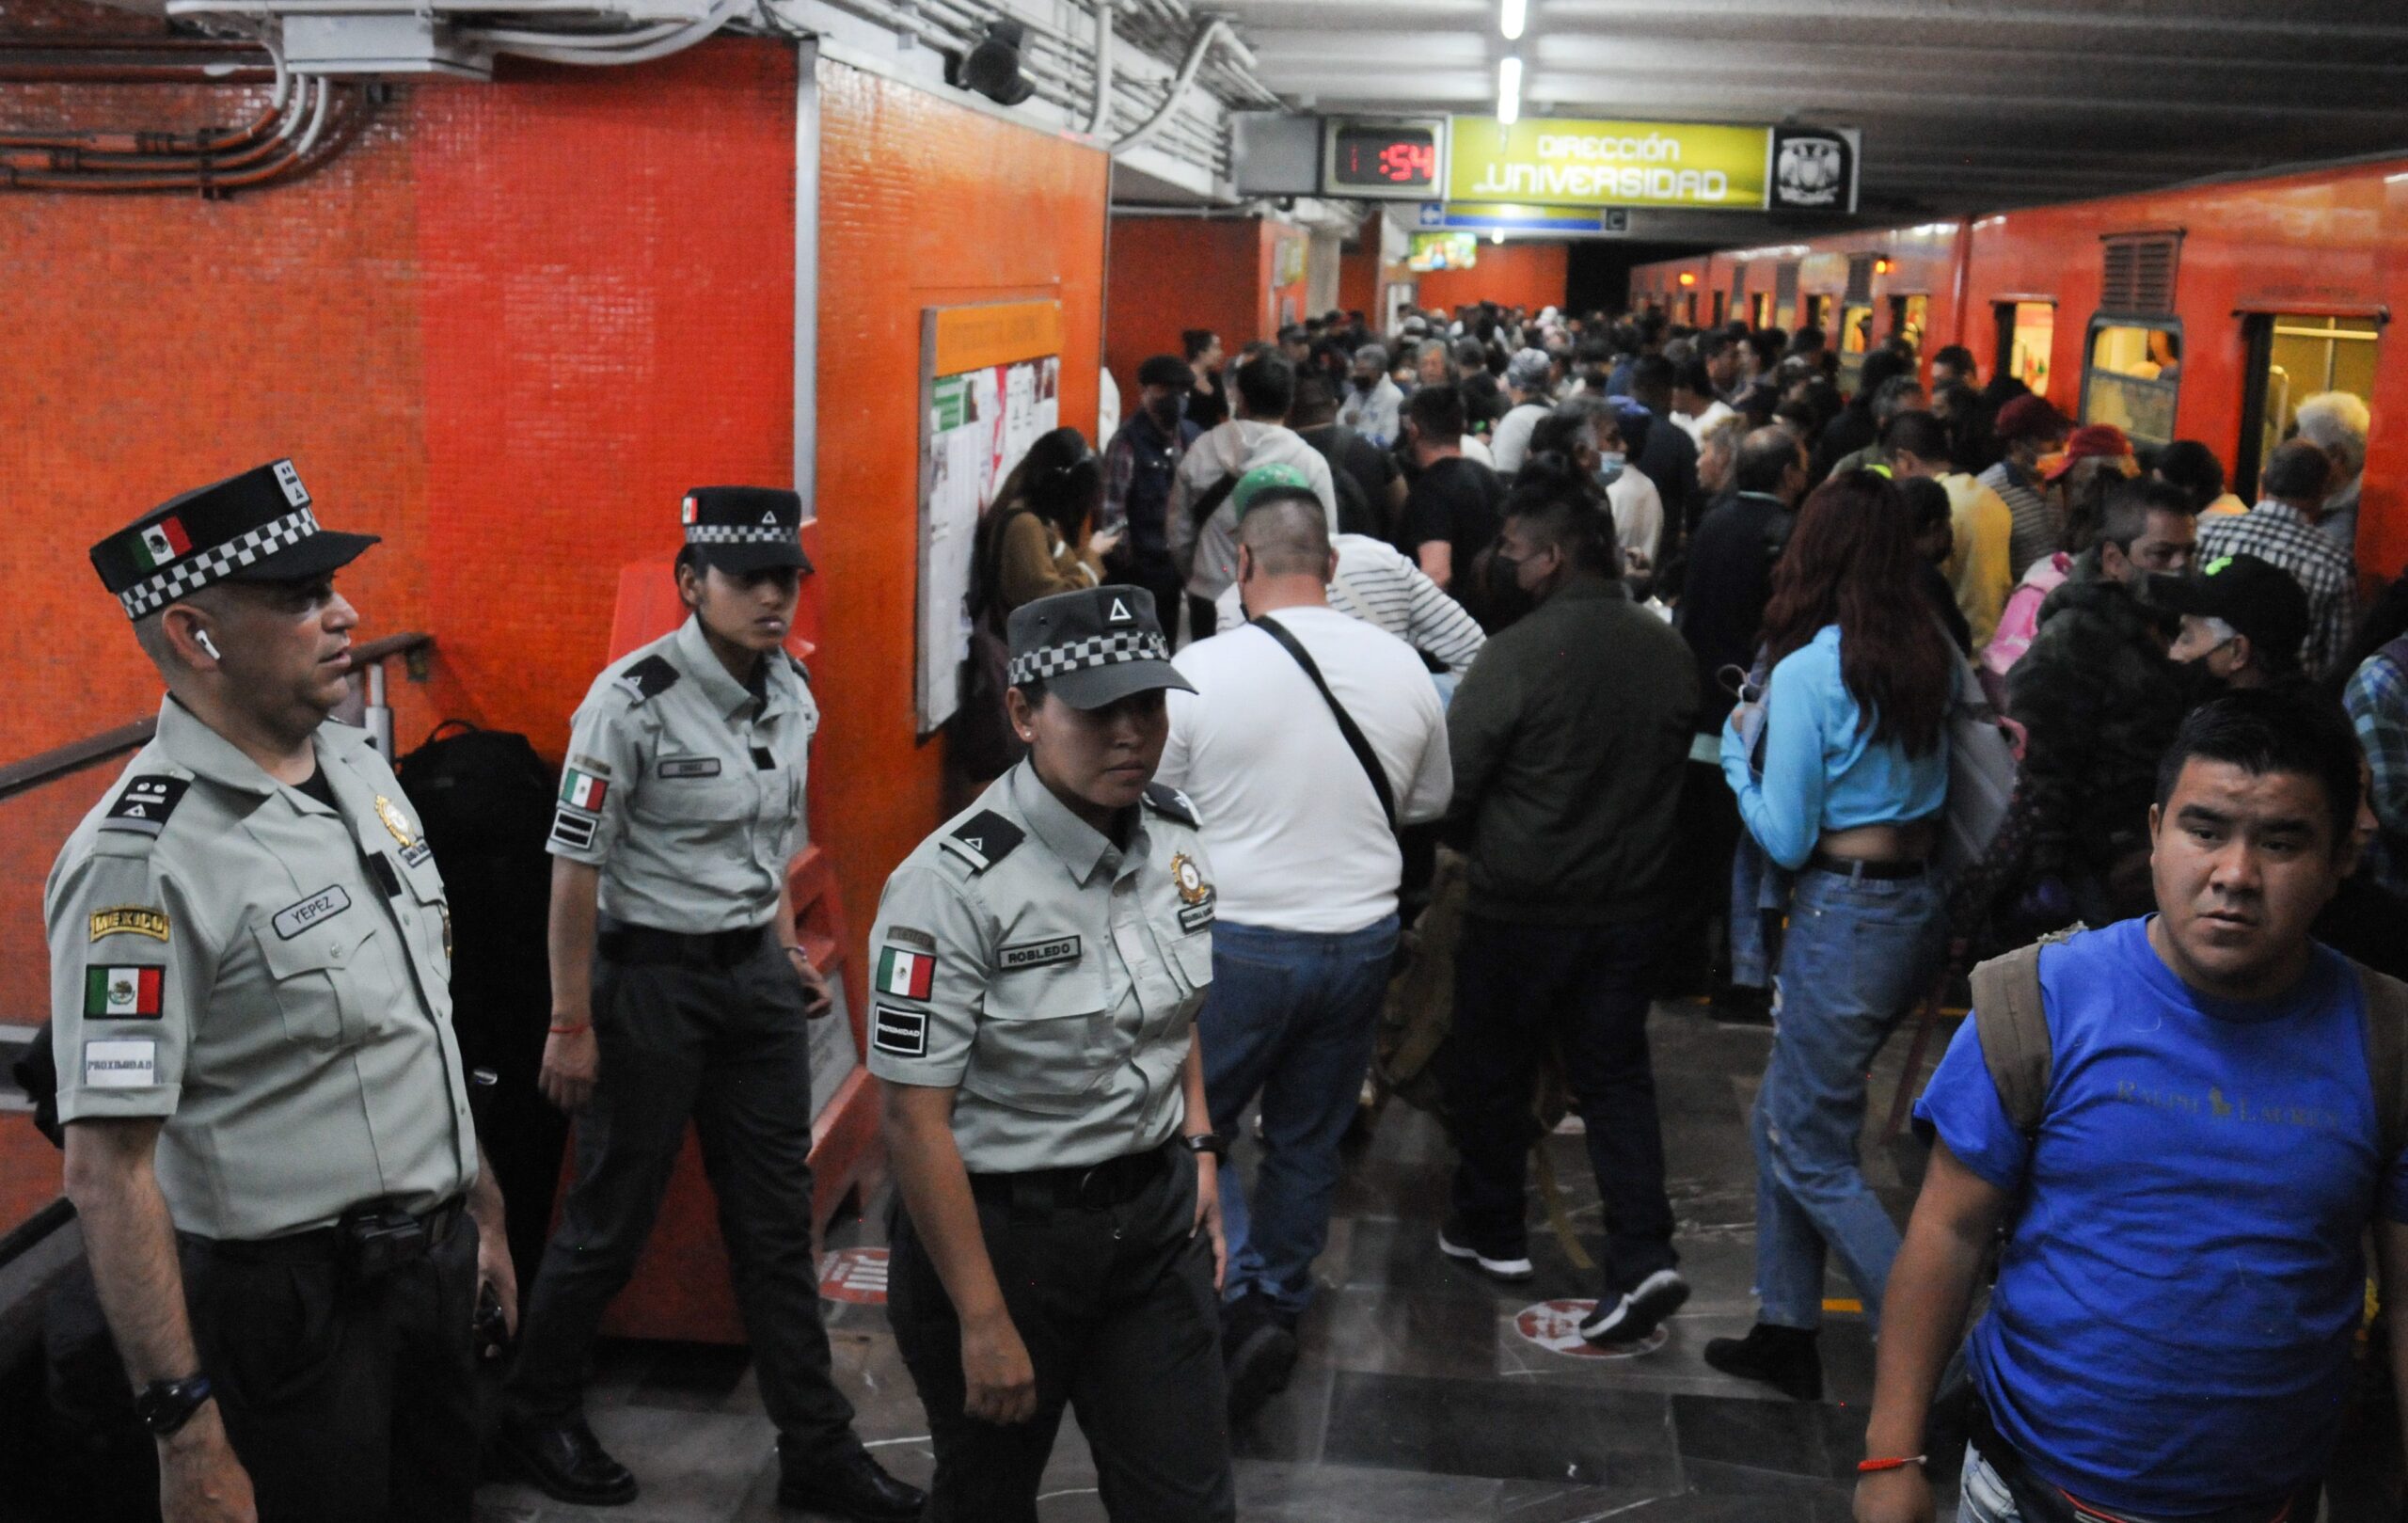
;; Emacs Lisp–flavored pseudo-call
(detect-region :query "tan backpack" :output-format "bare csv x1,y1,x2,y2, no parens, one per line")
1971,936,2408,1163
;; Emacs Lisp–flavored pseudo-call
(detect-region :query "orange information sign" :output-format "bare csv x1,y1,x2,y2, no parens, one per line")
930,300,1062,378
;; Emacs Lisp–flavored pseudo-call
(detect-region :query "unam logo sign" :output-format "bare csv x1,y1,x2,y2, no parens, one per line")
1771,128,1852,211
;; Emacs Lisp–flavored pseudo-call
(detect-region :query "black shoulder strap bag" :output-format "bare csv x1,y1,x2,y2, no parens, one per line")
1250,612,1396,830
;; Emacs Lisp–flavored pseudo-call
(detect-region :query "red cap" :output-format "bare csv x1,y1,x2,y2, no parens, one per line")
1994,395,2071,444
2042,423,2133,482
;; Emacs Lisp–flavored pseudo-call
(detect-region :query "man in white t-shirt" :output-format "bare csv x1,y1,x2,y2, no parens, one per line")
1158,467,1451,1421
1211,531,1487,686
1488,348,1558,476
1167,353,1338,642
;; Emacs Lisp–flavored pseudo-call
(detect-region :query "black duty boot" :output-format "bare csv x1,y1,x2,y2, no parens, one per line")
778,1442,927,1521
1703,1322,1823,1401
499,1415,640,1506
1222,1291,1300,1422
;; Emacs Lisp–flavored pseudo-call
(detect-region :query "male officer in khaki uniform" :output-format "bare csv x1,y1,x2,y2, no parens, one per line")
501,487,920,1521
51,460,511,1522
872,584,1237,1522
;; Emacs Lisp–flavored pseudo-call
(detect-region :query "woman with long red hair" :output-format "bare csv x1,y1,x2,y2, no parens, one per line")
1704,468,1957,1402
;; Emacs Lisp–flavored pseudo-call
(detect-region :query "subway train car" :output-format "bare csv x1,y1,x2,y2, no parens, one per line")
1633,152,2408,578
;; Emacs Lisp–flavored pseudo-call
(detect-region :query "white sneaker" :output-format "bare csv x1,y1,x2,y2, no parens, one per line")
1436,1224,1533,1282
1579,1268,1689,1345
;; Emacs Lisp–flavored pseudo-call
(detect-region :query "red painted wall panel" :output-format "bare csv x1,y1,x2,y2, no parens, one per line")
813,58,1108,933
1413,241,1569,315
1104,214,1266,402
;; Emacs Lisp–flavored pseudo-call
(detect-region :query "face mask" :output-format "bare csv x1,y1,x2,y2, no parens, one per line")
1595,452,1626,489
1353,373,1377,393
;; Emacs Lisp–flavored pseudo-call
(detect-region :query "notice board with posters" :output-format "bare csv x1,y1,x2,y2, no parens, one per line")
916,299,1063,737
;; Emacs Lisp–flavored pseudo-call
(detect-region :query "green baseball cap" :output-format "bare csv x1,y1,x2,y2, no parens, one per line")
1229,462,1318,519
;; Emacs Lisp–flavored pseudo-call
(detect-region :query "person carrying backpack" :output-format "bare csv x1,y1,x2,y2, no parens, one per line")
1858,690,2408,1523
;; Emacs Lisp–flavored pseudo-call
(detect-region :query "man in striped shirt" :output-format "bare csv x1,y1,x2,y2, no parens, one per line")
1213,510,1486,688
2197,441,2357,679
1978,395,2070,580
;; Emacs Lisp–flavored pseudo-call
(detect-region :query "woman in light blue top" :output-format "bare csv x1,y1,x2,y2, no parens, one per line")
1706,468,1958,1403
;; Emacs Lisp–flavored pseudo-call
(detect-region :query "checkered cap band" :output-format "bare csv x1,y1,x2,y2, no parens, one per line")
686,524,796,546
1007,629,1171,686
117,508,321,619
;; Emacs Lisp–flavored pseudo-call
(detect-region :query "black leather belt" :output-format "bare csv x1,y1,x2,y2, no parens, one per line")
183,1196,467,1267
598,921,769,968
1807,853,1927,880
969,1144,1170,1214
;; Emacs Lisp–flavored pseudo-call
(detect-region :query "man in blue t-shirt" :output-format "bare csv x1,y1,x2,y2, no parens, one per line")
1859,691,2408,1523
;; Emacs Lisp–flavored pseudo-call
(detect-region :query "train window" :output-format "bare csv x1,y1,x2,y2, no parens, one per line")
1996,302,2054,397
1711,291,1726,326
2081,318,2181,450
2236,312,2381,500
1894,294,1930,357
1836,303,1876,389
1803,294,1830,337
1751,292,1773,329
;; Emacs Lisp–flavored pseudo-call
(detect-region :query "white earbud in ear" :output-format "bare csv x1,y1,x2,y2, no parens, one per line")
195,630,221,660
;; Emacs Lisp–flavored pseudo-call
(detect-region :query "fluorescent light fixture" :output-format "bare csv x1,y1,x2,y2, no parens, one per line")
1499,0,1526,40
1491,230,1505,245
1497,56,1522,125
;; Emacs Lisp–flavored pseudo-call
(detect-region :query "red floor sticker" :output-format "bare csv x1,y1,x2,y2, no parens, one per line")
820,1247,891,1305
1514,1299,1671,1359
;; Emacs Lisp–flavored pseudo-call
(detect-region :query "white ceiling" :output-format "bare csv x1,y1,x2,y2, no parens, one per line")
1215,0,2408,217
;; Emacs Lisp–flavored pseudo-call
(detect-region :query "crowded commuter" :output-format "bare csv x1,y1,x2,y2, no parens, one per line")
1340,343,1403,447
1532,398,1666,579
1398,385,1506,609
1671,357,1737,444
1168,352,1337,641
1977,478,2200,936
1182,328,1228,431
1439,454,1699,1347
1932,378,1995,472
1814,347,1911,475
1626,355,1702,534
1704,469,1956,1402
1671,427,1811,1007
2198,438,2356,678
2346,605,2408,901
1862,691,2408,1523
2293,389,2370,557
2152,437,2248,517
870,586,1235,1523
1978,394,2070,578
1104,355,1200,627
1887,408,2015,648
1929,343,1976,390
511,487,920,1519
2162,552,2311,693
1820,373,1919,478
1900,476,1972,654
1158,475,1451,1420
1288,373,1394,539
977,427,1112,612
1489,348,1557,475
54,462,509,1523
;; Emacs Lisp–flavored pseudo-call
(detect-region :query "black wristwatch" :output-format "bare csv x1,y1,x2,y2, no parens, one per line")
135,1373,214,1438
1182,1132,1228,1161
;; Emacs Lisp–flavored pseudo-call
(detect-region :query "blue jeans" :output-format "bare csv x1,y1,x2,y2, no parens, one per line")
1199,915,1400,1319
1441,913,1679,1297
1751,865,1941,1331
1729,833,1792,990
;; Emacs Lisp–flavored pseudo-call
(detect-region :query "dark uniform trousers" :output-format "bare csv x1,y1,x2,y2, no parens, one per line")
178,1207,479,1522
506,931,857,1461
887,1144,1236,1523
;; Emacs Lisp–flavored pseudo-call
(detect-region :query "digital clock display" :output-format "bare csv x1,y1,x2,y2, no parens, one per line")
1322,120,1447,200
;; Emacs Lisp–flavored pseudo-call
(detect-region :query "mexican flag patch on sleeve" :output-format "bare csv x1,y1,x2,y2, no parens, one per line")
85,965,164,1020
561,769,610,813
875,944,935,1001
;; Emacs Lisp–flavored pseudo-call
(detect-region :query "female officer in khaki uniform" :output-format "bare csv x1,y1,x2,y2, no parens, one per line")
499,486,921,1523
868,584,1236,1522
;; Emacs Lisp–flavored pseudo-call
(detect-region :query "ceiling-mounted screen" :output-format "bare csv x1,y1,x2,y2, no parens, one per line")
1323,119,1448,200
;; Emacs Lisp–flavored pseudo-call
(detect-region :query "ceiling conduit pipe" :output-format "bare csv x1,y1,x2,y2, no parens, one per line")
475,0,744,64
1085,0,1114,137
1111,15,1228,155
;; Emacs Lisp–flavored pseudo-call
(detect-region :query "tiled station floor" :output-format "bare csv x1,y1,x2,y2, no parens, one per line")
473,1004,2402,1523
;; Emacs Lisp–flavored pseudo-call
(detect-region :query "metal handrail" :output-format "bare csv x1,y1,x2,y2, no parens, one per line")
0,631,434,803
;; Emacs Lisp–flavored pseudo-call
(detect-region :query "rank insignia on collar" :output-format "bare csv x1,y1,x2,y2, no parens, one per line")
1171,851,1212,907
374,795,416,849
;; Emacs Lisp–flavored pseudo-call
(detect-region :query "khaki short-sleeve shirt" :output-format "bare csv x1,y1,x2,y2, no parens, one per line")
866,764,1216,1174
44,699,477,1240
545,617,819,933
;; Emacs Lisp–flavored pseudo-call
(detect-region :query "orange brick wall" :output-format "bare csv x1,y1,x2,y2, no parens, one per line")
1414,240,1570,315
811,58,1108,936
1104,214,1275,402
1339,239,1381,322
